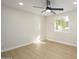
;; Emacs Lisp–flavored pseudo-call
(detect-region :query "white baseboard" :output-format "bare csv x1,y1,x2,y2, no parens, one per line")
46,37,77,47
1,38,76,53
1,41,33,53
1,39,45,53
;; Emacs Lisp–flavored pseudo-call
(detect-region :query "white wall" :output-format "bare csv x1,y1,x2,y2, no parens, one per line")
45,10,77,46
1,6,44,52
41,16,47,39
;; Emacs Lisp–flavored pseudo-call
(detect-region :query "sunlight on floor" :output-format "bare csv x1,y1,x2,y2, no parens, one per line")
33,35,46,44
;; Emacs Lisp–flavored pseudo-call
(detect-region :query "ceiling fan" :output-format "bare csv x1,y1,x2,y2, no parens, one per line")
33,0,64,14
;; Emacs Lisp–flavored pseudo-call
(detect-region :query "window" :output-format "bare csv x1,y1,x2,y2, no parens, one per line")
55,16,69,32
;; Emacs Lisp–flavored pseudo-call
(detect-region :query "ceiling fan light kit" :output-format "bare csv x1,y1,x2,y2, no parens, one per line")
46,9,51,13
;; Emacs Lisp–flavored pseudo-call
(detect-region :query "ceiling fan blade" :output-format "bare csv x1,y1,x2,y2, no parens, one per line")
41,10,46,13
49,7,64,11
51,10,56,14
32,6,45,9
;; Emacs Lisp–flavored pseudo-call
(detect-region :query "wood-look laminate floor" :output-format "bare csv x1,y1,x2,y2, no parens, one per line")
1,40,77,59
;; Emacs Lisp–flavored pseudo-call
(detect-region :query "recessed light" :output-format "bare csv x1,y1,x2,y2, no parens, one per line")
73,1,77,5
19,2,24,5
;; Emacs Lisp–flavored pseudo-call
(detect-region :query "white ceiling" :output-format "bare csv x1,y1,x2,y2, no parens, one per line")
1,0,77,16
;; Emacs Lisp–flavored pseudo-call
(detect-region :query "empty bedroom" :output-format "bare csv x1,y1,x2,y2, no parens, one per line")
1,0,77,59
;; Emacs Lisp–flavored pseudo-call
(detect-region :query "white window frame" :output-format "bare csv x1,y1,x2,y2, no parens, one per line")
54,16,69,32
